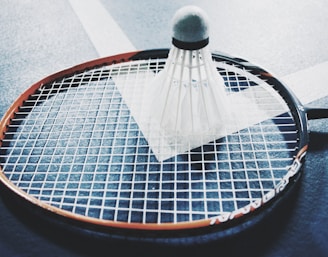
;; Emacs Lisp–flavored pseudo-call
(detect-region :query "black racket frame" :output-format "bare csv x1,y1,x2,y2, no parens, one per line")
0,49,324,244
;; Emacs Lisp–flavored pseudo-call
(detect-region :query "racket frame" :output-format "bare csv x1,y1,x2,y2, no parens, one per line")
0,49,309,236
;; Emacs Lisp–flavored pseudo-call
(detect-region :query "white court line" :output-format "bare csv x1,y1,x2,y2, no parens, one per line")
282,61,328,105
69,0,327,106
68,0,136,57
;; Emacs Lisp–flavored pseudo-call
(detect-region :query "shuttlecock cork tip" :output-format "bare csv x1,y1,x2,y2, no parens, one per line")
172,6,209,50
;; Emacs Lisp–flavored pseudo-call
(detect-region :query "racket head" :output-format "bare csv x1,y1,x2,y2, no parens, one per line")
0,49,308,242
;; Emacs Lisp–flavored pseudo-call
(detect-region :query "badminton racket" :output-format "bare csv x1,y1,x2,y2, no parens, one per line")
0,49,327,243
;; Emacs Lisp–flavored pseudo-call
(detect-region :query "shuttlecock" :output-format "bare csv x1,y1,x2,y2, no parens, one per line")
145,6,231,160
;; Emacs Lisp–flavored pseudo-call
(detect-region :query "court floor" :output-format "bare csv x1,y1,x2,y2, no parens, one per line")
0,0,327,256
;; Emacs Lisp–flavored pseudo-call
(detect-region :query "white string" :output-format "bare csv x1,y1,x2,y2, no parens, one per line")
0,57,299,224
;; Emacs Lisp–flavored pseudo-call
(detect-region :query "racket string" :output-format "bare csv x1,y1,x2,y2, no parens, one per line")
0,58,299,224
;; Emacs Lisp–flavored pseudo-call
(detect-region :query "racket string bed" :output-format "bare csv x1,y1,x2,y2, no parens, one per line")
0,57,299,225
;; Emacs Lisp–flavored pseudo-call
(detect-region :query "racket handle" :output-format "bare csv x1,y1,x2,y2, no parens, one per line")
305,107,328,120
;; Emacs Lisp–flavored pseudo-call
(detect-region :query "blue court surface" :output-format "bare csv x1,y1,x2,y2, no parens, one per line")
0,0,327,256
